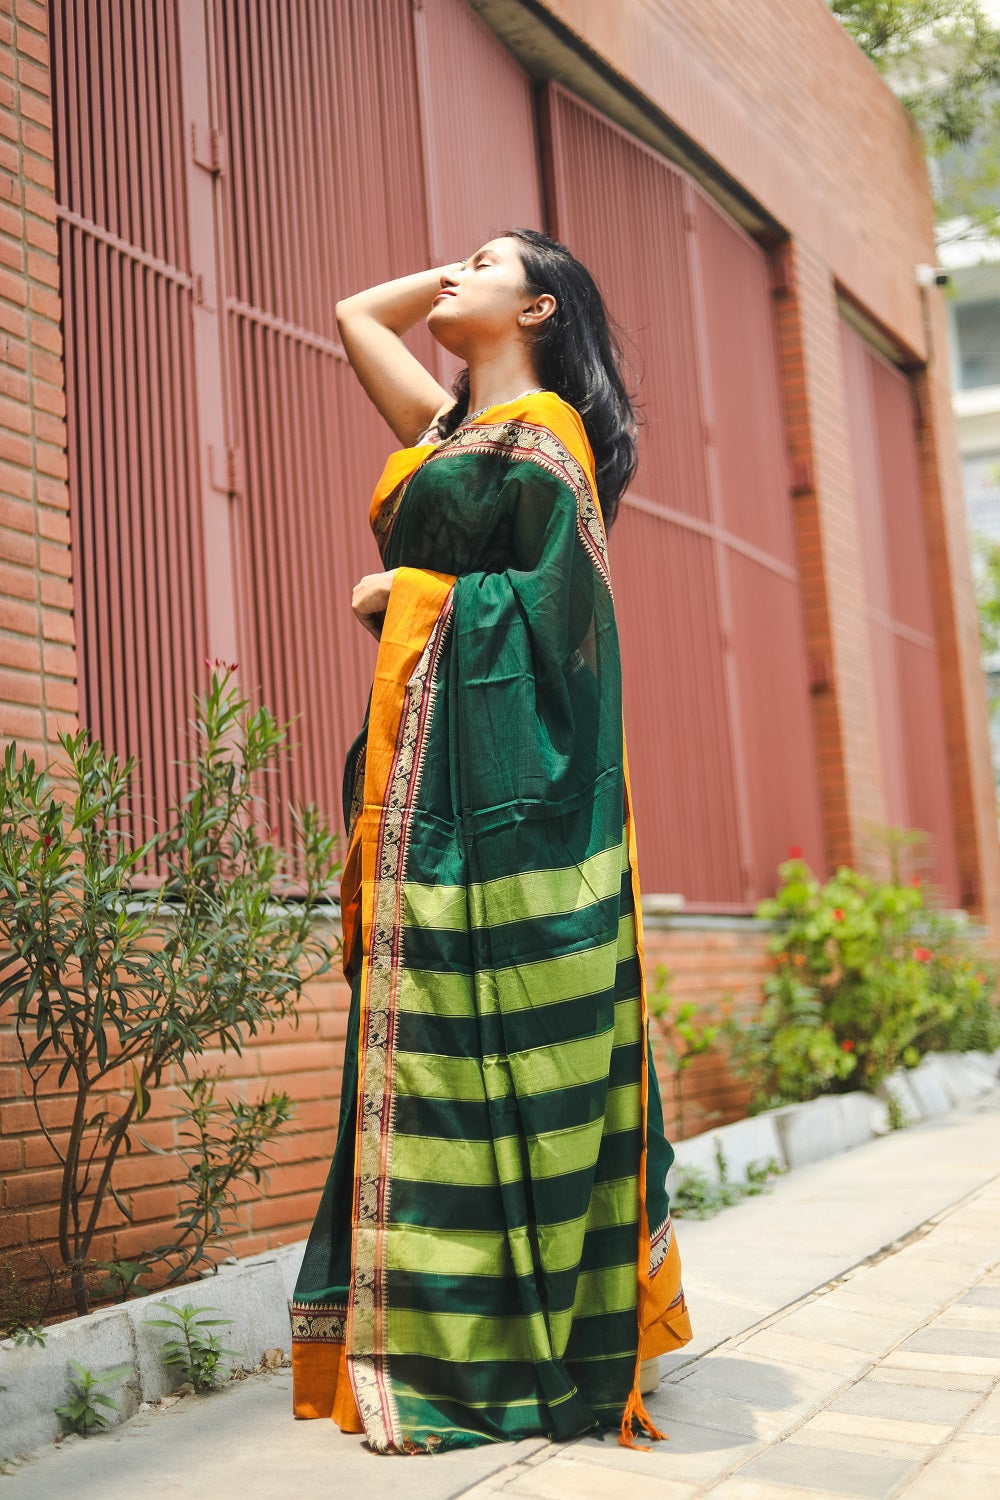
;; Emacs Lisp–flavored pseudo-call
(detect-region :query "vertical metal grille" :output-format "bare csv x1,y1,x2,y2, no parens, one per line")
840,318,961,902
541,83,824,906
51,0,208,858
211,0,434,850
412,0,545,386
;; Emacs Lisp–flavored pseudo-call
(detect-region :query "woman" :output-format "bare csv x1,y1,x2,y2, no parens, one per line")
290,229,692,1455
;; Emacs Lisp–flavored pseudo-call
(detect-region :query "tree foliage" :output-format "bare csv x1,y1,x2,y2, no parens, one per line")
831,1,1000,239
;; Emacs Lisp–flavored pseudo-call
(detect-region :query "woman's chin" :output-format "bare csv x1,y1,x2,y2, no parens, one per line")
426,318,467,358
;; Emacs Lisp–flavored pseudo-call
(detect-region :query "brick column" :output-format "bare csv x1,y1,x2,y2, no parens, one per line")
0,0,76,767
0,0,75,1273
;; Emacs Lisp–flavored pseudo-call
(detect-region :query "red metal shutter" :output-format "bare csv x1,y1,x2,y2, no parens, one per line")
412,0,544,387
692,192,825,902
209,0,437,855
51,0,211,864
541,83,824,907
840,318,961,903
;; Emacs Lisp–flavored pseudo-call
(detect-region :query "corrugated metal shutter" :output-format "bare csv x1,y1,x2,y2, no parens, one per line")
541,84,824,907
52,0,551,875
840,318,961,902
412,0,544,387
51,0,209,862
211,0,435,854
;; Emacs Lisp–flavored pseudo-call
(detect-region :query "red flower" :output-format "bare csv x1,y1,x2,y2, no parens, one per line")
976,971,987,984
787,845,803,859
43,834,52,847
841,1039,855,1052
910,876,922,887
832,907,844,921
913,947,932,963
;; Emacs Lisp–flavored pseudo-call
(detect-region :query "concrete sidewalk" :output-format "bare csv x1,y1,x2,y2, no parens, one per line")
4,1091,1000,1499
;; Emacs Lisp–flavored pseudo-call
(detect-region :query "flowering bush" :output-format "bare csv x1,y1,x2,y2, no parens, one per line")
724,854,1000,1111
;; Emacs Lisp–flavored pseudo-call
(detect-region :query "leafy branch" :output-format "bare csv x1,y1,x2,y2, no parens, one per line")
0,666,341,1315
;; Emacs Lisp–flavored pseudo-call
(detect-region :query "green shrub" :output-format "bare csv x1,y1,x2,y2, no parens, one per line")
724,854,999,1111
0,665,340,1316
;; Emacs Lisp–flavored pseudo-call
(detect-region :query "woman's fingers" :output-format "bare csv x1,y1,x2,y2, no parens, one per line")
352,571,396,639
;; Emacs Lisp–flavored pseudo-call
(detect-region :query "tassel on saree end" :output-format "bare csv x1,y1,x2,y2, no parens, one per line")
618,1386,669,1450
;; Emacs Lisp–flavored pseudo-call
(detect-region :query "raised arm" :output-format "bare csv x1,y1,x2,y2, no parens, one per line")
336,264,462,446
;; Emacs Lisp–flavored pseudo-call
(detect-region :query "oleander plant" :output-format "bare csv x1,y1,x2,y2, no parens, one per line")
0,665,340,1316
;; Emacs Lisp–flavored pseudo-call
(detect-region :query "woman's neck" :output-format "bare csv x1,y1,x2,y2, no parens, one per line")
466,348,541,416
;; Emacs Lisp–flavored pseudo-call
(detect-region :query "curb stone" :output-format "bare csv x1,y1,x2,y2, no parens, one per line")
0,1247,304,1464
668,1049,1000,1183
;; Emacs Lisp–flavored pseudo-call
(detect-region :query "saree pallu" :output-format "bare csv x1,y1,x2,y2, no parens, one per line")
290,391,692,1454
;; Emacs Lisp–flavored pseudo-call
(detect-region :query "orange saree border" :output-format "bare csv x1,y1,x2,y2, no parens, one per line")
292,565,456,1434
620,727,694,1449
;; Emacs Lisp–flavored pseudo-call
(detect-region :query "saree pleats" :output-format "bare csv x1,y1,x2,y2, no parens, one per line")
291,392,691,1452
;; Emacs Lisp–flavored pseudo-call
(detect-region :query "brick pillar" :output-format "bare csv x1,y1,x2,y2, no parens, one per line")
0,0,76,767
0,0,75,1273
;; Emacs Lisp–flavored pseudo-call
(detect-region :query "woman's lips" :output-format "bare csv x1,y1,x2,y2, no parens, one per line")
432,289,457,304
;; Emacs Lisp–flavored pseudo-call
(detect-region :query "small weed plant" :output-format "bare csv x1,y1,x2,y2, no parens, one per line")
54,1358,131,1436
146,1303,239,1392
12,1324,47,1348
670,1146,785,1221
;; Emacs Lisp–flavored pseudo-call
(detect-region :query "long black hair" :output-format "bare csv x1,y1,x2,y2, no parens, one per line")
435,228,638,530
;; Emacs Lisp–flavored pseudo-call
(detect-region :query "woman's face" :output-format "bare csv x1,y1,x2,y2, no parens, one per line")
426,236,549,357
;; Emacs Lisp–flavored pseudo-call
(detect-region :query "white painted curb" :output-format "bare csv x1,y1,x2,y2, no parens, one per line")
668,1048,1000,1183
0,1242,305,1464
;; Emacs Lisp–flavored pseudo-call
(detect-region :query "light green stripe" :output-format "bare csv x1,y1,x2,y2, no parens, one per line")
386,1224,514,1278
393,1078,639,1186
403,882,468,931
505,1030,616,1095
604,1081,640,1133
394,1050,490,1102
546,1263,638,1349
387,1132,638,1279
469,839,626,927
398,967,473,1017
538,1175,639,1267
387,1306,551,1363
491,938,619,1013
395,915,635,1023
403,831,628,933
572,1261,638,1318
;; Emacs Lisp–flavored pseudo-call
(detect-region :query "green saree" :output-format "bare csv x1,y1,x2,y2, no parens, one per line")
290,390,691,1453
